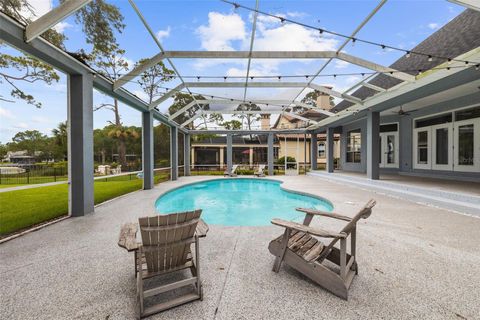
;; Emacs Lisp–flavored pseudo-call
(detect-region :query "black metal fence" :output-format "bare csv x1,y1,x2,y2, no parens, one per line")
0,163,142,185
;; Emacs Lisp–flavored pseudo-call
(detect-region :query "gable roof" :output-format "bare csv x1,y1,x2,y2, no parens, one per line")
333,9,480,112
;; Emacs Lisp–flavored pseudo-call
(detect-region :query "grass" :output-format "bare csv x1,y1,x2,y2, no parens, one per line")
0,173,170,237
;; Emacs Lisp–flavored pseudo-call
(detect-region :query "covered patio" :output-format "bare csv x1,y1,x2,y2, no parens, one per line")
1,175,480,319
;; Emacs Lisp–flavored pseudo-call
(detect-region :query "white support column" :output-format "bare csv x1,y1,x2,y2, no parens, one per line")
249,147,254,167
170,126,178,180
367,111,380,180
326,128,335,173
310,133,318,170
268,133,274,176
68,73,94,217
227,134,233,173
142,111,154,189
219,147,225,169
184,133,190,176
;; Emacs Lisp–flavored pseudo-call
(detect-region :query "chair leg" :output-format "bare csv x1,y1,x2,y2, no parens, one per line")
340,238,347,280
195,236,202,299
272,228,291,273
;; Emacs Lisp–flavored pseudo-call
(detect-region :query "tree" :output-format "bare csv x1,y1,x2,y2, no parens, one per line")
0,1,64,107
168,93,223,129
298,90,335,112
92,42,132,167
136,59,175,104
235,103,261,131
221,120,242,130
64,0,125,53
0,142,7,160
51,122,68,161
7,130,49,157
94,126,115,164
1,0,125,107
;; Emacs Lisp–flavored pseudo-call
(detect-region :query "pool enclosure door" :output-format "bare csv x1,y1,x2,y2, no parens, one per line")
379,132,399,168
454,117,480,172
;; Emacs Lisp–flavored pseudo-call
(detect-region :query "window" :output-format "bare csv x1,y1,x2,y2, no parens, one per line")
455,106,480,122
415,113,452,128
417,131,429,164
318,142,325,158
346,130,361,163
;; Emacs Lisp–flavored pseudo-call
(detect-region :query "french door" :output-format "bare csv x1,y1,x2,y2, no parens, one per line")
454,118,480,172
379,132,399,168
431,123,453,170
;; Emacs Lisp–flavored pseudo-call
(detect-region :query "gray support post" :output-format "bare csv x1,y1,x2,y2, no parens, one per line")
326,127,335,173
184,133,191,176
310,133,318,170
367,111,380,180
226,134,233,173
170,126,178,180
68,73,94,217
142,111,154,189
267,133,274,175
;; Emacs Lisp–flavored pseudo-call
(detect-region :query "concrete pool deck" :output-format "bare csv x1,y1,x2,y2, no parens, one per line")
1,175,479,319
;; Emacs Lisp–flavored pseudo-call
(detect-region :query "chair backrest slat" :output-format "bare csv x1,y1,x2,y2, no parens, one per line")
319,199,376,261
139,210,202,273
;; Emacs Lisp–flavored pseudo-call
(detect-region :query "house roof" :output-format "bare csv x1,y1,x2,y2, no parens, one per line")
334,9,480,112
272,109,329,128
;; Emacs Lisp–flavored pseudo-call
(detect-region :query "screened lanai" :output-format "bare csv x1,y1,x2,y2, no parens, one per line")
2,0,478,218
1,2,480,319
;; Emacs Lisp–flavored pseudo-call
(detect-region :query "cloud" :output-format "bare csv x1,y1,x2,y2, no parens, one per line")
14,122,29,129
32,116,53,124
21,0,52,20
53,21,71,33
133,90,149,103
334,60,350,69
344,75,361,85
427,23,439,30
196,12,246,50
156,26,171,41
0,107,16,120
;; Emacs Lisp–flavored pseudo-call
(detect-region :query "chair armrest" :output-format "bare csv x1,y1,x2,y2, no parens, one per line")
271,218,347,238
195,219,209,238
118,222,139,252
296,208,352,222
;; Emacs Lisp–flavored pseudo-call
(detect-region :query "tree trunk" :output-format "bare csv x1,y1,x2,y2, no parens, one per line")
113,99,128,167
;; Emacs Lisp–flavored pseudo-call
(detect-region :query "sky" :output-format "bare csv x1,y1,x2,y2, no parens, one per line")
0,0,466,142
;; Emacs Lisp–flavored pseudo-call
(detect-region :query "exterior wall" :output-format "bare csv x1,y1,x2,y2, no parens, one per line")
278,139,311,164
338,92,480,181
340,120,367,172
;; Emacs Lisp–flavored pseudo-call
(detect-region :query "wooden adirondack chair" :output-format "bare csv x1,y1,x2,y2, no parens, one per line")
268,199,376,300
136,210,206,318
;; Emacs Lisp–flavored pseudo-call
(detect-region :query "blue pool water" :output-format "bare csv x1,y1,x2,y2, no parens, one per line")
154,178,333,226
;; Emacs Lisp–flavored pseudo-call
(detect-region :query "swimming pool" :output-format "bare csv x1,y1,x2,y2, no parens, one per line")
154,178,333,226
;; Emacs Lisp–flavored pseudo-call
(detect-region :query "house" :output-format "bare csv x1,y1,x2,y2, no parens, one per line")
272,92,341,167
191,92,341,169
2,150,39,164
317,9,480,181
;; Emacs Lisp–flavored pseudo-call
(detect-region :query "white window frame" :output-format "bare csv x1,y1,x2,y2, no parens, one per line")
413,127,431,170
412,104,480,173
431,123,453,171
453,117,480,172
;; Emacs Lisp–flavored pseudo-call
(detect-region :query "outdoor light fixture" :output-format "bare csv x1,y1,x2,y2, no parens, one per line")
405,51,411,58
428,55,433,62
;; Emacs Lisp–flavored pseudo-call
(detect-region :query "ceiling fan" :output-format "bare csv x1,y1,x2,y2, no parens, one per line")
392,105,411,116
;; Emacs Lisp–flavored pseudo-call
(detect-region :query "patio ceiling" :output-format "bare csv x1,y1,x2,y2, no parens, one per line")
4,0,480,132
